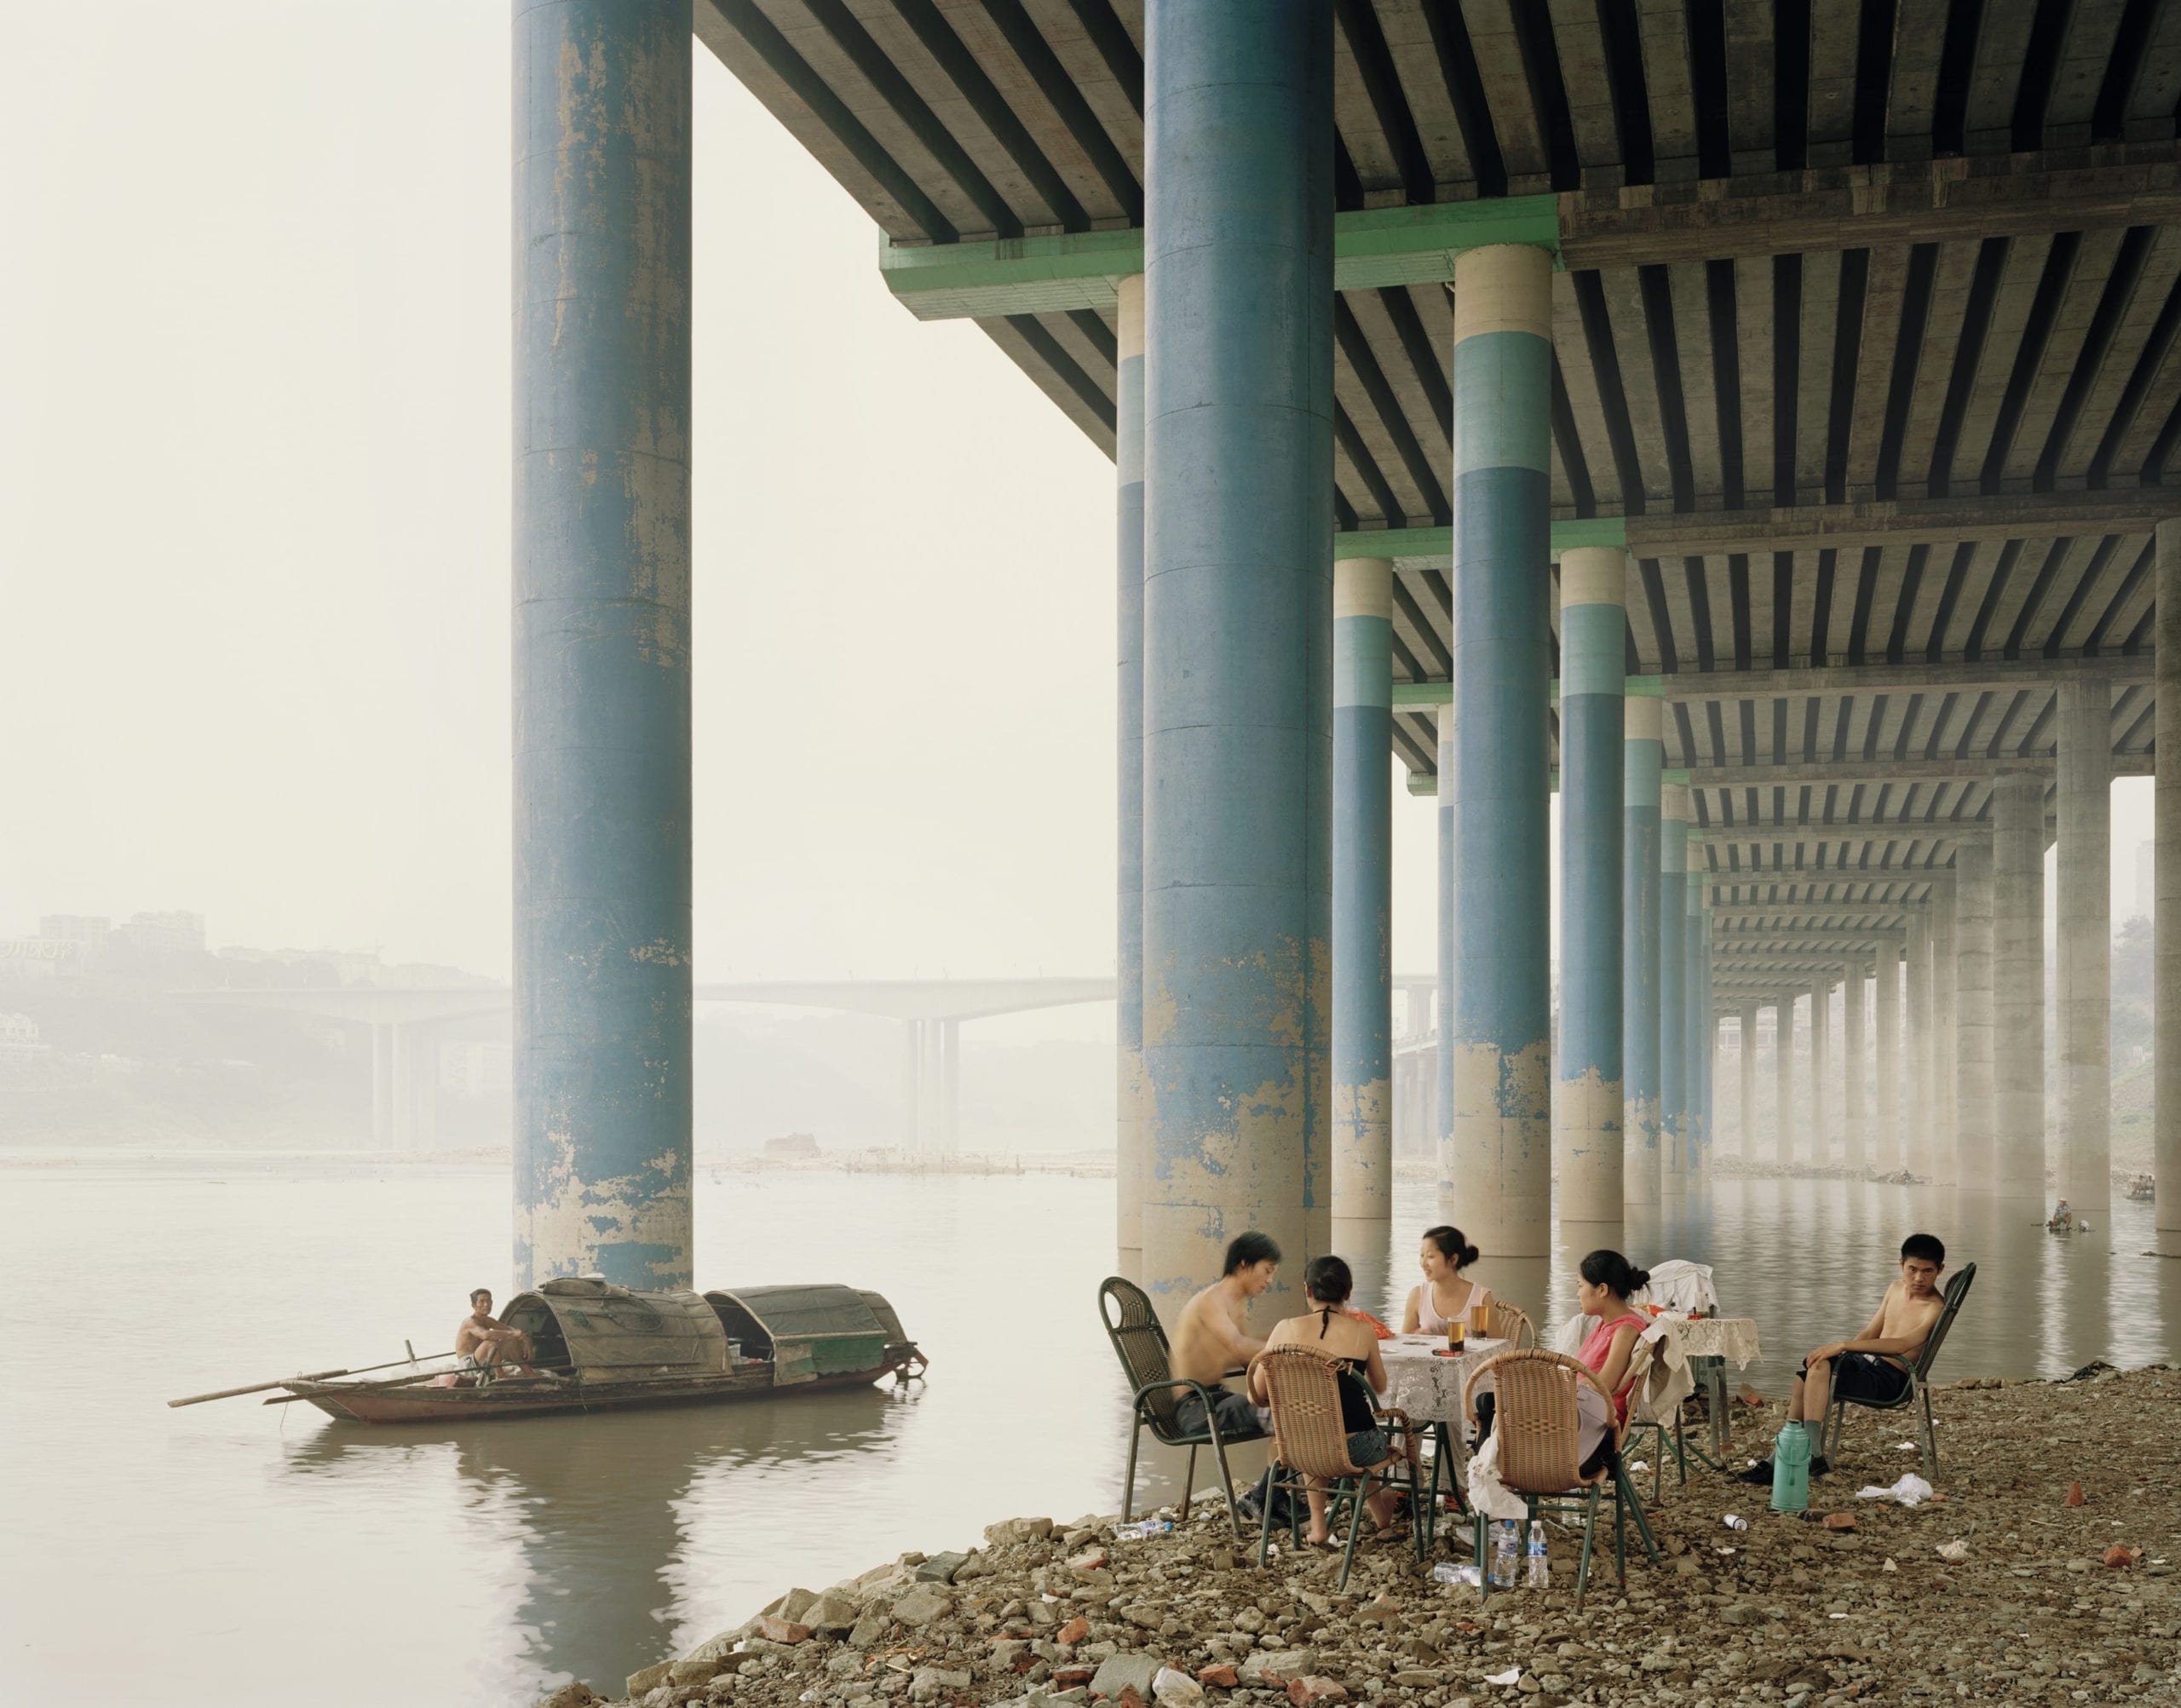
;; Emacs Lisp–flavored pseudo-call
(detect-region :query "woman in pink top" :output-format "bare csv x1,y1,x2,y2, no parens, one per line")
1574,1250,1653,1428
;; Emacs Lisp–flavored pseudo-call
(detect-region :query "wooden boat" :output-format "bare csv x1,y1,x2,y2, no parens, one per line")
2127,1175,2156,1203
274,1280,926,1424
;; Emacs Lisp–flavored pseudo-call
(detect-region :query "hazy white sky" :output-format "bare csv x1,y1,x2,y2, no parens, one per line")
0,3,2153,1033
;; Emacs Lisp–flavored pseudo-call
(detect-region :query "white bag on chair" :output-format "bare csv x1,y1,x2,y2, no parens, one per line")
1623,1323,1695,1428
1551,1312,1592,1356
1637,1259,1718,1314
1465,1426,1532,1521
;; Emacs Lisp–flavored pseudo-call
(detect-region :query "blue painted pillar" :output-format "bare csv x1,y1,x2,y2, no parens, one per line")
1556,549,1625,1224
1436,704,1456,1193
1444,243,1556,1269
1620,689,1663,1206
1656,781,1689,1199
1116,274,1146,1281
1333,557,1395,1237
1680,849,1706,1176
1140,0,1333,1311
512,0,692,1290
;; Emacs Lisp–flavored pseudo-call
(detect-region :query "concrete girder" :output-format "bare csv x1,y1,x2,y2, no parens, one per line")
1689,757,2150,788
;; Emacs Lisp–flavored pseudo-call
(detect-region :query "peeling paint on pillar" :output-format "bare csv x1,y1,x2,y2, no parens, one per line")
1140,0,1333,1315
1955,837,1995,1187
1621,692,1663,1206
1333,558,1394,1234
1656,781,1688,1196
1993,773,2048,1201
512,0,693,1290
1556,549,1624,1222
1116,273,1147,1281
1444,243,1555,1264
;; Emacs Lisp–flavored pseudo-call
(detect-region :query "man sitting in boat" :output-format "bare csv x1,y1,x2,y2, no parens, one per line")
2047,1199,2075,1234
453,1289,540,1379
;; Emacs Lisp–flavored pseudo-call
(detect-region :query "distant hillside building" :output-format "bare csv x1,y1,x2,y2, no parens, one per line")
119,911,206,954
763,1132,821,1159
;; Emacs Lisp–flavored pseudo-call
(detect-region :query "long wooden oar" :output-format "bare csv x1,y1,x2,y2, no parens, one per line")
259,1366,570,1406
168,1352,457,1408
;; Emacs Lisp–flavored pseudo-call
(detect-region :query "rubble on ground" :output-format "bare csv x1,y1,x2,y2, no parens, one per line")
551,1366,2181,1708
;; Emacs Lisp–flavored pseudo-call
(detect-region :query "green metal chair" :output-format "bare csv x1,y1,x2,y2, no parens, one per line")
1098,1275,1250,1539
1252,1346,1422,1591
1821,1262,1976,1481
1462,1350,1661,1607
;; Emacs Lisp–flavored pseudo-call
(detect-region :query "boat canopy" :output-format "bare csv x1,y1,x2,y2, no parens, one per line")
502,1278,729,1377
704,1284,897,1386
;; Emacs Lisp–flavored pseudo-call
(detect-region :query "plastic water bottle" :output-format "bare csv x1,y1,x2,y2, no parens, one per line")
1117,1519,1173,1540
1525,1520,1549,1588
1492,1520,1519,1586
1770,1422,1811,1515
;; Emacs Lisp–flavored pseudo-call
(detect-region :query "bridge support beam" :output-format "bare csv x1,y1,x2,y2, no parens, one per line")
1773,991,1795,1169
1931,874,1959,1185
1555,549,1624,1225
1810,974,1831,1167
1737,1002,1758,1167
1139,0,1333,1313
1994,773,2048,1201
2057,681,2111,1216
1956,836,1995,1185
1621,691,1663,1205
1115,273,1146,1280
2158,519,2181,1246
1844,965,1866,1172
1442,240,1555,1301
1875,946,1901,1174
1332,556,1394,1239
512,0,693,1290
1657,784,1689,1195
1678,844,1706,1181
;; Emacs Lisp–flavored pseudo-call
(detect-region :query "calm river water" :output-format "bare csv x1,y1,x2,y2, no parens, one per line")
4,1158,2177,1706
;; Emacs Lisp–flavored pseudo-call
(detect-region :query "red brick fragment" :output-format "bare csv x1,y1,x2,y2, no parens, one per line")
1056,1616,1090,1644
1286,1680,1349,1706
1051,1669,1094,1688
756,1615,810,1644
1196,1665,1240,1688
2065,1481,2086,1507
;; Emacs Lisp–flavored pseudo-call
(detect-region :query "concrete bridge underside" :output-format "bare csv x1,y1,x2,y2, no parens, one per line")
513,0,2181,1294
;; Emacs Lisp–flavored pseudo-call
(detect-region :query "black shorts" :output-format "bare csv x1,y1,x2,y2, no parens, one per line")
1804,1351,1912,1404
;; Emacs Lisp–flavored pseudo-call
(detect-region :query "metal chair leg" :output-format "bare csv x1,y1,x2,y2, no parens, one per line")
1180,1443,1198,1523
1576,1487,1598,1606
1121,1417,1143,1524
1335,1476,1367,1593
1203,1420,1245,1540
1256,1464,1280,1568
1917,1377,1938,1480
1614,1452,1662,1566
1474,1510,1490,1607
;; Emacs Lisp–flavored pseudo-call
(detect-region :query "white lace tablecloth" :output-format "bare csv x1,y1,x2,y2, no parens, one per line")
1652,1314,1761,1368
1378,1334,1510,1424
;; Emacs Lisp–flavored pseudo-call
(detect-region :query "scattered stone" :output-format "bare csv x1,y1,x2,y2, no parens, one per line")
2065,1480,2087,1506
887,1585,952,1628
986,1517,1055,1547
1194,1665,1240,1688
1820,1512,1857,1531
627,1665,676,1699
536,1686,601,1708
906,1666,970,1703
798,1594,860,1636
1283,1679,1347,1706
2107,1544,2144,1569
1067,1548,1108,1573
1089,1654,1164,1699
755,1619,809,1646
914,1551,970,1584
1056,1616,1089,1645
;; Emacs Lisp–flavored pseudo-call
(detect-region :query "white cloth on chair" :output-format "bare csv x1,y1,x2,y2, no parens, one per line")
1637,1259,1718,1314
1623,1322,1695,1428
1551,1312,1592,1356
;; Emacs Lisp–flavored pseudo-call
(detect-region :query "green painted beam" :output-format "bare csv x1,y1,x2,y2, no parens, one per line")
1391,667,1656,714
881,195,1560,321
1336,515,1626,572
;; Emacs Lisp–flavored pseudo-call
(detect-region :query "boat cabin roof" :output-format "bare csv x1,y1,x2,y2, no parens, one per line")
504,1278,728,1377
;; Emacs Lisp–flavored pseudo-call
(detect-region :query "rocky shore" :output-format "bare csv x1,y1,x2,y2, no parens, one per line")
546,1365,2181,1708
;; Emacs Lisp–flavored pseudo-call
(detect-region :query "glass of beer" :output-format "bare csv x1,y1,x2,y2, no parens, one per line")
1470,1303,1491,1341
1447,1316,1465,1354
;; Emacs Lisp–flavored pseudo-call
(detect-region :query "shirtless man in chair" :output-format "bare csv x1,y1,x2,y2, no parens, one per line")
1739,1233,1947,1482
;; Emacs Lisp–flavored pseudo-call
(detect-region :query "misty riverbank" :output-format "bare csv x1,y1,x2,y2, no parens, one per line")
565,1366,2181,1708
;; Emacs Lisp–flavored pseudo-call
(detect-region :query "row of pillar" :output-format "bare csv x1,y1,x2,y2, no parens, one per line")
503,2,2181,1300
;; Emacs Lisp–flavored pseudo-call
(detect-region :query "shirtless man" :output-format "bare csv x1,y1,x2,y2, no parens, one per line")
1165,1231,1280,1441
455,1289,538,1378
1740,1233,1948,1482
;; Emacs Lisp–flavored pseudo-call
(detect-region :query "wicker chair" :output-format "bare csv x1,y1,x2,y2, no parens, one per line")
1822,1262,1977,1480
1461,1350,1661,1606
1253,1346,1421,1591
1482,1301,1537,1349
1097,1276,1251,1538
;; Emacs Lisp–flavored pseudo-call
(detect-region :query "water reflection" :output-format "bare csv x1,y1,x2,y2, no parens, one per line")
283,1385,906,1697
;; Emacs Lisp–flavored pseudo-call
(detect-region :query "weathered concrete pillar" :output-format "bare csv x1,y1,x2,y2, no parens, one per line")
1905,907,1931,1173
901,1020,923,1149
1658,782,1689,1194
1332,556,1395,1239
1875,948,1900,1174
1115,273,1147,1279
1844,962,1867,1171
1810,975,1832,1166
1442,240,1556,1278
2157,519,2181,1245
1555,549,1625,1223
1738,1002,1759,1166
940,1019,961,1152
2057,682,2113,1217
1930,874,1959,1185
1141,0,1334,1311
371,1022,394,1149
514,0,693,1289
1436,704,1456,1195
1993,773,2049,1202
1677,843,1706,1181
1774,991,1796,1167
1621,690,1664,1205
1955,837,1996,1188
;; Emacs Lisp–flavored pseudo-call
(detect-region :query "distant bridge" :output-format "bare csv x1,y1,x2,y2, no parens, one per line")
175,974,1446,1153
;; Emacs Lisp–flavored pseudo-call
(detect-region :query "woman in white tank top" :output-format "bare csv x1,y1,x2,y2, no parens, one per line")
1401,1224,1492,1336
